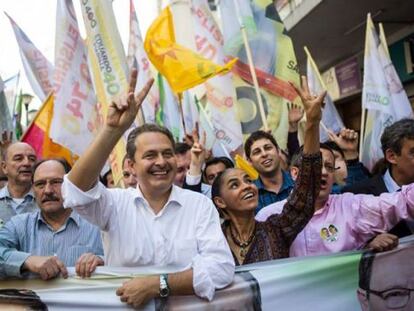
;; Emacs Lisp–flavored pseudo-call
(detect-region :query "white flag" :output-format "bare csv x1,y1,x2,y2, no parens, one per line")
6,13,54,101
191,0,243,152
361,15,413,170
305,47,344,142
127,0,159,124
51,0,100,156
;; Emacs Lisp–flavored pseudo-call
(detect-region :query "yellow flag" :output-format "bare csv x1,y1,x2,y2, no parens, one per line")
235,154,259,180
144,6,236,94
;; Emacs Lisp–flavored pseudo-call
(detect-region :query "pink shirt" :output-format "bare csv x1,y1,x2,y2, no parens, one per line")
255,184,414,257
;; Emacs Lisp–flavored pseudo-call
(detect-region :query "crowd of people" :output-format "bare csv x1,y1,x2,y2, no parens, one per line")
1,70,414,308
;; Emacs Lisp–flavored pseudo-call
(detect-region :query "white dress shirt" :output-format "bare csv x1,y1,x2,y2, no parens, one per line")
62,176,234,301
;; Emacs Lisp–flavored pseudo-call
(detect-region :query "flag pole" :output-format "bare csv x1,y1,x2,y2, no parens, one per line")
303,46,331,135
359,108,366,161
177,92,188,136
232,0,268,131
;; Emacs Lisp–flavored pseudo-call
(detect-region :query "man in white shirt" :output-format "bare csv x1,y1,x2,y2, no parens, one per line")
62,70,234,308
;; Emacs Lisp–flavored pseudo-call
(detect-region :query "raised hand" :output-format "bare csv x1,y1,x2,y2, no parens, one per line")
290,76,326,125
288,103,304,132
0,131,13,153
189,123,207,176
327,128,359,160
106,69,154,132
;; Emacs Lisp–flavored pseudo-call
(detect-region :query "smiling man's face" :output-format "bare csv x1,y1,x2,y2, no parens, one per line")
132,132,177,196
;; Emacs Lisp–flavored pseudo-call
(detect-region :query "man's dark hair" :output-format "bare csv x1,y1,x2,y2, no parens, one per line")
126,124,176,162
174,142,191,155
323,141,345,159
0,289,48,310
100,169,112,187
203,157,234,179
358,251,376,299
381,118,414,159
290,143,333,168
31,158,72,182
244,131,279,159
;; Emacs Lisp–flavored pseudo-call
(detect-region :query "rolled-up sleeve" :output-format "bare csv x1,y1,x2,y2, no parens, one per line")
62,175,115,231
192,197,235,300
0,219,31,278
355,183,414,237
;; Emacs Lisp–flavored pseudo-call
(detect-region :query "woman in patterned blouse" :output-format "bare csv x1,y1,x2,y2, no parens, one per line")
212,77,323,265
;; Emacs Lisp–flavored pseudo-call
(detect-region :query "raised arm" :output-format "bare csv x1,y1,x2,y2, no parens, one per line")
268,76,324,243
67,70,154,191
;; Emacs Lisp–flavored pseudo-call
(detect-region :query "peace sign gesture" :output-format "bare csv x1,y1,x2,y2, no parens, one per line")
290,76,326,125
190,123,207,170
107,69,154,132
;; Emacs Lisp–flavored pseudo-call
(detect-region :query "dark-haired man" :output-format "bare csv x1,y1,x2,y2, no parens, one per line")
0,159,103,280
174,142,192,187
343,118,414,236
62,70,234,308
0,142,38,227
244,131,294,213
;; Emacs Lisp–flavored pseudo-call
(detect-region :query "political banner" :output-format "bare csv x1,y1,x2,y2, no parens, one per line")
6,13,54,102
0,76,14,135
190,0,243,153
2,237,413,310
127,0,159,124
361,15,413,170
219,0,301,150
51,0,101,157
80,0,130,185
305,47,344,142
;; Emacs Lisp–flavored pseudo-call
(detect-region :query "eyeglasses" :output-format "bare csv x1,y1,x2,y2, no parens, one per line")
367,287,414,309
322,163,339,173
33,178,64,190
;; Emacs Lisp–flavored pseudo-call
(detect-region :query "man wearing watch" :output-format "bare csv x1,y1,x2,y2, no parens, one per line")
63,70,235,309
159,274,170,298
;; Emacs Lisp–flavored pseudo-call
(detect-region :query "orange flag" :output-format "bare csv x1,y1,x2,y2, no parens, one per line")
21,93,76,165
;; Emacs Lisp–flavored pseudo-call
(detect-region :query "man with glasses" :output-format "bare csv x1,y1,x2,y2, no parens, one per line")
256,143,413,257
0,159,104,280
357,243,414,311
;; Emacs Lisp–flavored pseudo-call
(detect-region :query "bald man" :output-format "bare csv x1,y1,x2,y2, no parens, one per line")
0,142,38,227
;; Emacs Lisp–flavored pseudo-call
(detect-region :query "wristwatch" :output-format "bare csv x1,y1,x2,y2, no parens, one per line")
159,274,170,298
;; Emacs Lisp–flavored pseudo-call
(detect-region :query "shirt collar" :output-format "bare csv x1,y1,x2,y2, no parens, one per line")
0,184,35,200
383,169,401,192
36,209,80,228
134,184,184,208
254,170,294,191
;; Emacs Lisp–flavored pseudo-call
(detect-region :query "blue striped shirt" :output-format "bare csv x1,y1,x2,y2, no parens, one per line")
0,185,38,228
0,210,103,278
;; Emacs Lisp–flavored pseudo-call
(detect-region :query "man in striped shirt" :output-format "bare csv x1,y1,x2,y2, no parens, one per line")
0,158,104,280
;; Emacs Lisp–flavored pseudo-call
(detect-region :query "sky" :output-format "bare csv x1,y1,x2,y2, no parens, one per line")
0,0,159,110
